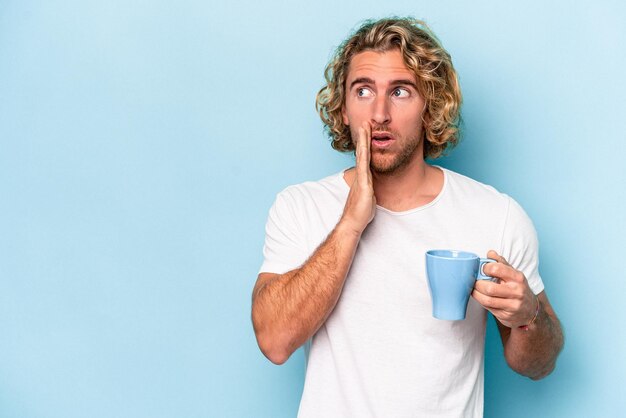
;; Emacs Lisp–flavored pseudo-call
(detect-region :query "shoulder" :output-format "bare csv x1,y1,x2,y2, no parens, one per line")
440,167,536,235
274,170,349,207
441,167,513,208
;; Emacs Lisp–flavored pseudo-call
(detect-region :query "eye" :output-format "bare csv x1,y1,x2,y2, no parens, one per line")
356,87,373,97
392,88,410,98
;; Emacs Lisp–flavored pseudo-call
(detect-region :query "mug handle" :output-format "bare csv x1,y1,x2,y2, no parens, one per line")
477,258,498,281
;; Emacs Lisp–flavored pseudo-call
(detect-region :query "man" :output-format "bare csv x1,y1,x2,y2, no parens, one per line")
251,17,563,417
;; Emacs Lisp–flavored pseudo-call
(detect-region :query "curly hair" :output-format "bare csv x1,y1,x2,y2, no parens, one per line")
316,18,462,159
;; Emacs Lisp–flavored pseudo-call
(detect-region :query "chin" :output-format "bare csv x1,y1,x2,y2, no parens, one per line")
370,155,412,175
371,161,399,174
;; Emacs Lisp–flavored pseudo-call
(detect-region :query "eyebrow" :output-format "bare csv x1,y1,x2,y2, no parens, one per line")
349,77,419,91
349,77,375,89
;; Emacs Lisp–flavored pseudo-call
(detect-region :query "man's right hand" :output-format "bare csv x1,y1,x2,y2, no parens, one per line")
340,122,376,236
253,121,376,364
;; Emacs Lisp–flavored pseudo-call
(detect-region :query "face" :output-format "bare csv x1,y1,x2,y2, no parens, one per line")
342,49,426,174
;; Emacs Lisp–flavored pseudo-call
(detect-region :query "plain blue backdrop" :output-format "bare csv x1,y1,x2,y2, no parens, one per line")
1,0,625,417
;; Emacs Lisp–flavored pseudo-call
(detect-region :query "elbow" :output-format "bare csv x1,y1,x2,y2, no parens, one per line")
264,346,291,366
532,364,557,380
255,330,292,365
527,363,556,381
251,309,293,365
506,356,557,381
504,335,564,381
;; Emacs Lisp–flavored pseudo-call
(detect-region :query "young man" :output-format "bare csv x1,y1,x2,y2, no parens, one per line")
251,18,563,417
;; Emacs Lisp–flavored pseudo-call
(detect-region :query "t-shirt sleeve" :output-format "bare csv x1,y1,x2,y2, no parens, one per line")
258,189,309,275
500,197,545,295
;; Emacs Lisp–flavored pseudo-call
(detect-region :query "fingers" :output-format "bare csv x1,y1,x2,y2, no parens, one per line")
474,279,521,299
482,251,526,283
482,262,525,284
472,283,536,328
362,121,371,153
474,253,536,327
355,122,371,182
472,290,510,311
480,307,516,325
341,122,376,235
487,250,510,266
472,287,527,324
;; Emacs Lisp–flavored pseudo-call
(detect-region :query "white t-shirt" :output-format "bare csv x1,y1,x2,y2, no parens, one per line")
259,167,544,418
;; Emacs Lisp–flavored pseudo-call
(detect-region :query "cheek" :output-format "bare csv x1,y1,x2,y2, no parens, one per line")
394,104,425,126
343,100,369,125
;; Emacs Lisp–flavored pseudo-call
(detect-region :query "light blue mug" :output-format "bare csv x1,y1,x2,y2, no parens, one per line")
425,250,496,320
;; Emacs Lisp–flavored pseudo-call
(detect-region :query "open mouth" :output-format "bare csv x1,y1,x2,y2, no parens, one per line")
372,132,393,141
371,131,394,147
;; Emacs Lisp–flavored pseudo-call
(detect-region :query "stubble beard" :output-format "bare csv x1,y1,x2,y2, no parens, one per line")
370,132,423,175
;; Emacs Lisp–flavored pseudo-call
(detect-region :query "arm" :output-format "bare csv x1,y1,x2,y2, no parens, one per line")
472,251,564,380
495,290,563,380
251,122,375,365
252,223,361,365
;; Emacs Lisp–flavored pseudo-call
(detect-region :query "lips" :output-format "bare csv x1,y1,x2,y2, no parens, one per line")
371,131,394,148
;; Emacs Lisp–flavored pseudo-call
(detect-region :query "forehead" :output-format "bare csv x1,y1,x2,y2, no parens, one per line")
346,49,416,83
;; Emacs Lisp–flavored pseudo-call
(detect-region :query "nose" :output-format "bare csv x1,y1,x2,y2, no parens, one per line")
371,95,391,125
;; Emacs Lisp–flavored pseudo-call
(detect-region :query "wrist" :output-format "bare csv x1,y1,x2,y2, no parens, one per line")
518,294,540,331
336,217,366,238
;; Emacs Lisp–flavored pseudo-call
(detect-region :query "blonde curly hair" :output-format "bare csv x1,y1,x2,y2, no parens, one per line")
316,18,462,159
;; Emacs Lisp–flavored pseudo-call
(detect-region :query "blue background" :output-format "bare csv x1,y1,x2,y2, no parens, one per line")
1,0,624,417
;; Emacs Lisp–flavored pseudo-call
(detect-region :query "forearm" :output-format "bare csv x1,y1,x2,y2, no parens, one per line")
500,295,564,380
252,221,361,364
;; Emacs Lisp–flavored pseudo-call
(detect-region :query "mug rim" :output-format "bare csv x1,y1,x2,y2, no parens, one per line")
426,249,479,260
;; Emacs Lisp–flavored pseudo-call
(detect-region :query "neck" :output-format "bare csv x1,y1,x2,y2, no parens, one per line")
342,152,445,212
372,159,443,212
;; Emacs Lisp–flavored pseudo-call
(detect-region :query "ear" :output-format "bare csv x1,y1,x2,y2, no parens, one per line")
342,105,349,126
420,104,429,128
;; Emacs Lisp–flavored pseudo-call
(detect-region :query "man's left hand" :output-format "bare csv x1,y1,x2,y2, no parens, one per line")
471,250,536,329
